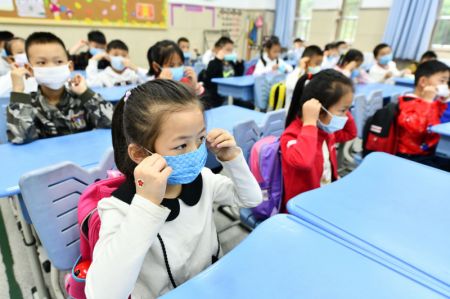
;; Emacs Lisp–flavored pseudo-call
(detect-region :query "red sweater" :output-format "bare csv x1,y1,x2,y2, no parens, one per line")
397,95,447,156
280,112,357,212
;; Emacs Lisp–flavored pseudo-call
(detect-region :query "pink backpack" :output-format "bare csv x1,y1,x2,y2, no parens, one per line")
65,173,125,299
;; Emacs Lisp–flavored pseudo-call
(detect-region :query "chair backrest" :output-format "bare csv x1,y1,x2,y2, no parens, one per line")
0,102,8,144
244,57,259,74
351,94,367,138
366,90,384,119
233,120,261,162
19,148,116,270
261,109,286,138
253,75,271,110
390,93,401,104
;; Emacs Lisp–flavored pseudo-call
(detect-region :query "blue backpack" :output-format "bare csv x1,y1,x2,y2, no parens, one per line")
249,136,283,220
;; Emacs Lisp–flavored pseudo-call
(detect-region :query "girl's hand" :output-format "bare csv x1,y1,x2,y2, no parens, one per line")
134,153,172,205
184,66,198,87
302,98,322,126
159,68,173,80
69,75,88,95
207,129,240,161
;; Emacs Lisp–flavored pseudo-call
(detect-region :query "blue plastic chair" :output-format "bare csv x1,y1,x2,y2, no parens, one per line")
19,148,115,297
351,93,368,138
261,109,286,138
233,120,261,162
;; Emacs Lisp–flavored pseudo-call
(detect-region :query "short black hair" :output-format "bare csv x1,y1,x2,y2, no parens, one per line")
373,43,390,58
214,36,233,48
87,30,106,45
0,31,14,43
25,32,68,58
335,41,347,47
177,37,189,44
302,45,323,58
420,50,437,61
294,38,304,43
5,37,25,56
324,42,338,51
107,39,128,52
415,60,450,86
147,40,184,76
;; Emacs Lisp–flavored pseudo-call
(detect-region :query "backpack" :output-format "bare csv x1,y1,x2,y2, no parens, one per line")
362,102,399,157
268,82,286,111
249,136,283,220
65,174,126,299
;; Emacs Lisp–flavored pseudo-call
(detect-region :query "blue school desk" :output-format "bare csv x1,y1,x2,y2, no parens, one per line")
355,83,412,100
161,214,447,299
92,84,137,102
287,152,450,295
431,122,450,158
211,75,255,102
394,77,415,87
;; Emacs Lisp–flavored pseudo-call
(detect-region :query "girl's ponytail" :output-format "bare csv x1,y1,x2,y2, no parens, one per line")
286,73,310,128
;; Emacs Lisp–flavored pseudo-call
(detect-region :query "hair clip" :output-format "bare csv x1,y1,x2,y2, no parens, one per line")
124,90,132,102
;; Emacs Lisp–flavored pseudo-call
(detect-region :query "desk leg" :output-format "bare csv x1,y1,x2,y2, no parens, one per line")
16,195,50,299
227,95,233,105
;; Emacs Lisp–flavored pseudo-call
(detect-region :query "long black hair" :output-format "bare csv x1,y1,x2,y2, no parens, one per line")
260,35,280,66
337,49,364,67
286,69,354,127
112,80,203,181
147,40,184,76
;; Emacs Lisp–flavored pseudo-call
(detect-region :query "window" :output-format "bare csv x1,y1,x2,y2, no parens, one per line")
432,0,450,48
294,0,314,41
337,0,361,43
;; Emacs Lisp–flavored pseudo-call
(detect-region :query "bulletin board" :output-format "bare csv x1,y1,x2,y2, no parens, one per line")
0,0,167,29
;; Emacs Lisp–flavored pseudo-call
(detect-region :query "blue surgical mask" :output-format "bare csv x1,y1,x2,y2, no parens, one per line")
351,68,360,79
89,48,104,56
379,53,393,66
0,48,6,58
317,106,348,134
308,66,321,75
110,56,126,71
183,52,191,60
224,53,237,63
278,64,286,73
144,142,207,185
169,66,185,81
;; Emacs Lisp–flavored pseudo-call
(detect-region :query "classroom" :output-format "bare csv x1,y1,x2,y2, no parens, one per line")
0,0,449,298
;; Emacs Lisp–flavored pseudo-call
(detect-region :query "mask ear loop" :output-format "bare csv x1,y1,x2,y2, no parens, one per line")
320,105,333,116
142,147,154,156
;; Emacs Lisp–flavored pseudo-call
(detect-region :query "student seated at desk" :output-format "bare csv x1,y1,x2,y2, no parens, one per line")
86,39,145,87
369,43,411,84
147,40,204,96
203,36,244,108
84,80,262,298
396,60,450,171
321,42,340,69
202,37,223,66
0,31,14,76
69,30,109,71
281,70,357,211
177,37,193,66
334,49,370,84
0,37,37,95
253,36,293,76
407,50,437,74
286,45,323,110
287,38,305,62
6,32,113,144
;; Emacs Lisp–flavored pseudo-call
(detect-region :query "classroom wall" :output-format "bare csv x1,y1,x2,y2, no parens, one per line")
1,1,274,68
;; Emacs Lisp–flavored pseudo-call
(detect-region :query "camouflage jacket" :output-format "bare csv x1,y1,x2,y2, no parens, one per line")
7,88,113,144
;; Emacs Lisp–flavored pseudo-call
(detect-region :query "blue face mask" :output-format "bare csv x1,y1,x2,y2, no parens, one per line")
0,48,6,58
317,106,348,134
224,53,237,63
278,64,286,73
89,48,104,56
168,66,185,81
351,68,360,79
110,56,126,71
144,142,207,185
183,52,191,60
379,53,393,66
308,66,321,75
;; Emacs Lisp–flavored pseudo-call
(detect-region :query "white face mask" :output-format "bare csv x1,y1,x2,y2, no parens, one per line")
436,84,449,99
13,53,28,67
33,64,71,90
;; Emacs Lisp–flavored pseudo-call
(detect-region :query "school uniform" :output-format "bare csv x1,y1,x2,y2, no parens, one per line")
7,87,113,144
70,51,109,70
203,57,244,108
0,71,37,96
84,153,262,299
86,60,144,88
253,53,293,76
280,113,357,211
368,61,401,84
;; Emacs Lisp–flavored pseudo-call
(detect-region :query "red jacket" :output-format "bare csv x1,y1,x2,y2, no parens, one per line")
397,95,447,156
280,112,357,212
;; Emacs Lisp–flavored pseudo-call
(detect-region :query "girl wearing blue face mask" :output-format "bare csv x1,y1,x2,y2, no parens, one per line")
368,43,411,84
334,49,370,84
253,35,293,76
280,69,357,212
85,80,262,298
147,40,204,97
